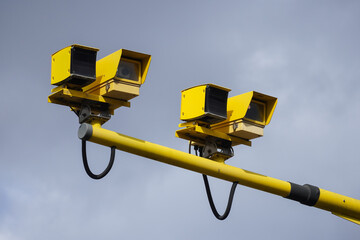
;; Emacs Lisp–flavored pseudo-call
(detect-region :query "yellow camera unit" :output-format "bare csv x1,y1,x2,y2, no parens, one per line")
48,45,151,124
211,91,277,140
51,44,99,89
83,49,151,101
176,85,277,160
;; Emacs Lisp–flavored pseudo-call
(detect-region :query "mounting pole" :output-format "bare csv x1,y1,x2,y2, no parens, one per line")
78,122,360,224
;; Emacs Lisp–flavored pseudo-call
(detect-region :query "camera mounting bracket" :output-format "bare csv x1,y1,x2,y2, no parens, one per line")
77,104,111,124
200,137,234,161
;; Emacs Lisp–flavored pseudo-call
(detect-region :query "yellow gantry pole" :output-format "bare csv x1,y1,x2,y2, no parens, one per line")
78,123,360,225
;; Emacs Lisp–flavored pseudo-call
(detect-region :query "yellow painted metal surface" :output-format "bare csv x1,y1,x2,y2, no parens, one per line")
227,91,254,122
84,49,151,89
334,213,360,225
212,119,264,140
180,84,231,122
84,124,360,224
51,45,99,86
209,91,277,140
180,85,207,121
83,49,151,101
99,80,139,100
95,49,122,86
48,87,130,115
181,84,230,93
51,45,72,86
88,124,291,197
316,188,360,224
175,124,251,147
223,91,277,126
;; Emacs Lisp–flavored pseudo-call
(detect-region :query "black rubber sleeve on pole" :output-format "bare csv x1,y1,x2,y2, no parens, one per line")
285,182,320,206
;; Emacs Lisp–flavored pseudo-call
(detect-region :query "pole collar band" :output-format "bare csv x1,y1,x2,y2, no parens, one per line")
78,123,93,141
285,182,320,206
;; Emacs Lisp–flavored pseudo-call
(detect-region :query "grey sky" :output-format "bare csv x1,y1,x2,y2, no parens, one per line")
1,0,359,239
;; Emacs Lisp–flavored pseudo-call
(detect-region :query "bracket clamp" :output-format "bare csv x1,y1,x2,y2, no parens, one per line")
78,104,111,124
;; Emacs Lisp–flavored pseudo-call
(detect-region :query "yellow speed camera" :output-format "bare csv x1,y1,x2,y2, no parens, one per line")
83,49,151,101
48,45,151,124
211,91,277,140
51,44,99,89
180,84,231,124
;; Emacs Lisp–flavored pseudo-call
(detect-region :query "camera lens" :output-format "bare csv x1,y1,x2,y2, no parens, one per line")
245,101,265,123
119,66,131,78
117,59,140,82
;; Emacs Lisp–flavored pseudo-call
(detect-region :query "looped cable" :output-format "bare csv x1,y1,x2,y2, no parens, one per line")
82,140,116,180
202,174,238,220
189,141,238,220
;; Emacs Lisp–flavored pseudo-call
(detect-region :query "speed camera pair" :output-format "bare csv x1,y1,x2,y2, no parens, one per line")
48,44,151,123
176,84,277,154
48,44,277,148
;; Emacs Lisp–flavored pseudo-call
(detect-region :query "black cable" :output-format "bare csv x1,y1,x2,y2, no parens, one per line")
82,140,116,180
188,141,238,220
70,107,80,117
202,174,238,220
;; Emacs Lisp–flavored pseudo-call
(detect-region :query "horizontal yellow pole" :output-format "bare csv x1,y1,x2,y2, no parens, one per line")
316,189,360,224
78,123,360,224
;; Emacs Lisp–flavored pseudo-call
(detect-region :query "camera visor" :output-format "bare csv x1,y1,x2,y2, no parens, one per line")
245,100,265,123
116,59,140,82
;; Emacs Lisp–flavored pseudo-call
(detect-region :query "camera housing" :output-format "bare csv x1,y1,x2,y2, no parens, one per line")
83,49,151,101
48,45,151,124
180,84,231,124
176,86,277,152
211,91,277,140
51,44,99,89
176,84,252,150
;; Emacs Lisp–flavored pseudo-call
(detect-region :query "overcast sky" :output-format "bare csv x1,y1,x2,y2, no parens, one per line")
1,0,360,239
